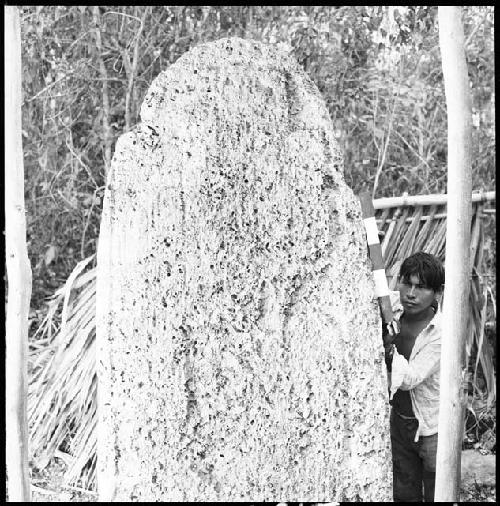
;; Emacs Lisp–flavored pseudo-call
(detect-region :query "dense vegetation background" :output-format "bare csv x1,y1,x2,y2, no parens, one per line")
19,5,495,314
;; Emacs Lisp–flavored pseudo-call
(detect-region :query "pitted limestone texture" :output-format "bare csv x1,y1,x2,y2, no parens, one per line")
96,37,391,502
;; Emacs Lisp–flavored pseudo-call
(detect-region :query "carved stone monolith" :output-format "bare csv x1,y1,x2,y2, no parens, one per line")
96,37,392,502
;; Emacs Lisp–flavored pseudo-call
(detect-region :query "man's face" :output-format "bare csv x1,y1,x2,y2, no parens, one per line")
398,273,437,317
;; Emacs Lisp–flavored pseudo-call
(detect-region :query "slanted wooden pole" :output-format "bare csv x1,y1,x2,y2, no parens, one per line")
435,6,473,502
5,5,32,501
359,192,397,335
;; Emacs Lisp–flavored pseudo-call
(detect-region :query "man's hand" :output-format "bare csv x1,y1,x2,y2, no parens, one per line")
382,320,398,371
382,320,399,347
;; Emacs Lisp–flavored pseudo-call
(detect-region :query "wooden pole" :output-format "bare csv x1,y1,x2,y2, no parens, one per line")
5,5,32,501
358,192,397,334
435,6,473,502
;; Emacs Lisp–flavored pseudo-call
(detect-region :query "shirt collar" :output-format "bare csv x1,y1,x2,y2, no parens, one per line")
427,307,442,329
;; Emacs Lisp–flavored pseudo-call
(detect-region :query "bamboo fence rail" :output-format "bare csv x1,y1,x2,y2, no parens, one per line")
373,190,495,210
27,191,496,491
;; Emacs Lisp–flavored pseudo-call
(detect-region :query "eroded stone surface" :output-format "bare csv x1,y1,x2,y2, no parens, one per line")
96,37,391,501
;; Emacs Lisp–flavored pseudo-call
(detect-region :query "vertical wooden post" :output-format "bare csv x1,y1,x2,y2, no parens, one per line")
435,6,473,502
5,5,32,501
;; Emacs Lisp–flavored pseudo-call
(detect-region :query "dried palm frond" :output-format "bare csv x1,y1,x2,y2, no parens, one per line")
28,255,97,490
376,199,496,415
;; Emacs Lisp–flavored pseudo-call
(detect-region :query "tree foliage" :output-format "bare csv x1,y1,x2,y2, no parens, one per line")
20,4,494,325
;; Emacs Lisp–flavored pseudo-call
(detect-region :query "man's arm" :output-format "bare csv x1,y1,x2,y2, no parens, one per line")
390,339,441,392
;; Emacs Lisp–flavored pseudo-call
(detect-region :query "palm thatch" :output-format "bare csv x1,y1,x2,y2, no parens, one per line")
28,192,496,491
374,192,496,406
28,255,97,490
375,191,497,443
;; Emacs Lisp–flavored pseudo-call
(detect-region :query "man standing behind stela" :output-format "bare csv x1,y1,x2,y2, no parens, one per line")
383,251,445,502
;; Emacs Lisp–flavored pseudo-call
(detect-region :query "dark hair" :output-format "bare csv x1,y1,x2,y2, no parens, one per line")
399,251,445,292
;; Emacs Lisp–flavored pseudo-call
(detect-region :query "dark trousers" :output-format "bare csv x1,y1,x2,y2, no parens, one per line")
390,409,438,502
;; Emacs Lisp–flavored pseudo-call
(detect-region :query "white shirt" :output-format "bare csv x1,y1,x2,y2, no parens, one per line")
388,291,442,441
